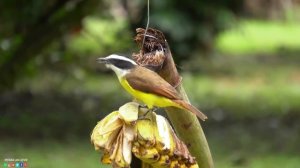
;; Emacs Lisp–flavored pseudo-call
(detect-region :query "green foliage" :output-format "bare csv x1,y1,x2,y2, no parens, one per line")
144,0,241,62
0,0,103,89
183,74,300,117
216,20,300,55
67,17,133,55
0,0,245,89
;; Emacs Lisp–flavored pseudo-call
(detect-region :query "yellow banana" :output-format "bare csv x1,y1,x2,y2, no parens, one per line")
91,102,199,168
132,145,160,164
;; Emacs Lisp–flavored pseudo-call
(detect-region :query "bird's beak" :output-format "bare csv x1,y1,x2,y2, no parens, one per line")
97,57,107,64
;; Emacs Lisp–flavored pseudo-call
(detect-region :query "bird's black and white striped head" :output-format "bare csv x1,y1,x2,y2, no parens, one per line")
98,54,137,77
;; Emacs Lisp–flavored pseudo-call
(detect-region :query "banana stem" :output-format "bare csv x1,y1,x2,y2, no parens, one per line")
165,84,214,168
159,40,214,168
132,28,214,168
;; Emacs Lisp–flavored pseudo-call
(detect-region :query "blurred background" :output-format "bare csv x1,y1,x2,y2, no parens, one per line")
1,0,300,167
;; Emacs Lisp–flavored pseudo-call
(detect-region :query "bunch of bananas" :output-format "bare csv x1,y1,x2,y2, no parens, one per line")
91,102,198,168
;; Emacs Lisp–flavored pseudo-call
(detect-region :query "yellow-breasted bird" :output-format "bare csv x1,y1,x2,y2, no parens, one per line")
98,54,207,121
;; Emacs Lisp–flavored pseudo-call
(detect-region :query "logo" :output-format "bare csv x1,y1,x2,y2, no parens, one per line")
3,158,28,168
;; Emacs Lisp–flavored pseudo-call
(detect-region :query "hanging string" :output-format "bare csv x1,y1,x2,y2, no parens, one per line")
142,0,150,50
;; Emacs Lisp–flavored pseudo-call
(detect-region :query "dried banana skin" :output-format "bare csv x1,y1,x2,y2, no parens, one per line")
91,102,199,168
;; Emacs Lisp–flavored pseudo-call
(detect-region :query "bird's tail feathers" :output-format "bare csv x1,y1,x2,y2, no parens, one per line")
173,100,207,121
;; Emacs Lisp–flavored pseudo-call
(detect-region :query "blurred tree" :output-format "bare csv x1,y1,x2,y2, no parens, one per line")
0,0,103,90
244,0,299,20
121,0,244,62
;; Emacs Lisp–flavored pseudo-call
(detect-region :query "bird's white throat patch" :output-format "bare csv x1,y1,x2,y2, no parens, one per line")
107,64,130,79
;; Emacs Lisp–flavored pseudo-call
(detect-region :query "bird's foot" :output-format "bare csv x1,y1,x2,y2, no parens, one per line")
138,107,159,120
138,104,148,110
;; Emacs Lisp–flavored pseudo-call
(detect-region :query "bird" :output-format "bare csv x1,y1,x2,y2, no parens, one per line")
98,54,207,121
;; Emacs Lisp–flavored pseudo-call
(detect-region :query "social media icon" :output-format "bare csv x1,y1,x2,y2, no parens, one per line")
16,162,20,167
8,162,14,167
20,162,23,167
23,162,27,167
3,162,8,167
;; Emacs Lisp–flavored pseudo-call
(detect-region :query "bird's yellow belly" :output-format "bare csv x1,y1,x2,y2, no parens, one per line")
120,79,177,109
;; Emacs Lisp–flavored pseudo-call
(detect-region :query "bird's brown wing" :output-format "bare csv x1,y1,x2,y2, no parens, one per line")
125,67,181,100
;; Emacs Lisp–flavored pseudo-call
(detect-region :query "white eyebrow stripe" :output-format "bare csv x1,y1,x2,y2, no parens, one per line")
106,54,137,65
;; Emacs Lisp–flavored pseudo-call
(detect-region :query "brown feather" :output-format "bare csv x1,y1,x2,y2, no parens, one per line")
173,100,207,121
125,66,207,120
125,66,181,100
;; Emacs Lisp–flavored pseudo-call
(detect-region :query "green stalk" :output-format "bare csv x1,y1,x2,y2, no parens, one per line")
165,84,214,168
158,40,214,168
133,28,214,168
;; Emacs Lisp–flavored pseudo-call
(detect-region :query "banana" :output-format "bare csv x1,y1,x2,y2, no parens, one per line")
91,102,199,168
132,145,160,164
119,102,139,124
152,154,171,168
169,160,180,168
135,119,156,147
101,151,111,164
91,111,123,151
154,115,176,154
122,125,135,164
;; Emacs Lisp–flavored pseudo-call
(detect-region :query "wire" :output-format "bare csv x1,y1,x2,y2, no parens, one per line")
142,0,150,49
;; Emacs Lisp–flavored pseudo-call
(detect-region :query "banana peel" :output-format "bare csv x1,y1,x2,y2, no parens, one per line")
91,102,199,168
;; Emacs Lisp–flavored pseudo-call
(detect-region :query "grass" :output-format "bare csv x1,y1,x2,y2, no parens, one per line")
1,139,299,168
0,139,110,168
216,20,300,55
214,153,300,168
